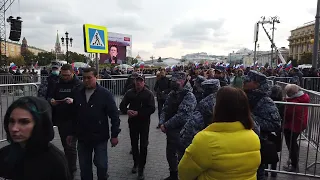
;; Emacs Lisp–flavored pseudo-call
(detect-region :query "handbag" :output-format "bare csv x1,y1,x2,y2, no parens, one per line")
260,138,279,164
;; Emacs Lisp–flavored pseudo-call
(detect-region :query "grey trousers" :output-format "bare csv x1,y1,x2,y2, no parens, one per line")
166,130,180,172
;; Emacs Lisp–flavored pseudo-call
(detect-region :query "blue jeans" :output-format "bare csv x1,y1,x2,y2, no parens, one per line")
78,140,109,180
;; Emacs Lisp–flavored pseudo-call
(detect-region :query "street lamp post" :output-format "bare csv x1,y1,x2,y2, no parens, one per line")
61,32,73,63
312,0,320,68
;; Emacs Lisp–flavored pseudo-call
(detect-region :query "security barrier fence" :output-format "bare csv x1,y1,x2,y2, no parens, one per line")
0,83,39,143
263,101,320,178
0,77,158,141
1,77,320,178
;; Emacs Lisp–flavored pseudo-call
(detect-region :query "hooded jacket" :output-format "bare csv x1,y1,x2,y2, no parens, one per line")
246,82,281,133
0,96,70,180
159,82,197,130
284,92,310,133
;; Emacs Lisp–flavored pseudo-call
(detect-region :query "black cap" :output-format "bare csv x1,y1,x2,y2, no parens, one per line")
135,74,145,81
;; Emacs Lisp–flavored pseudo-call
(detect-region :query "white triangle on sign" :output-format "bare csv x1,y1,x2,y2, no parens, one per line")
90,30,105,47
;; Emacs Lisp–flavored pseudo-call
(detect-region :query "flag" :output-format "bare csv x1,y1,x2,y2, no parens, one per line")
277,63,283,68
34,61,38,69
10,62,16,70
285,61,292,70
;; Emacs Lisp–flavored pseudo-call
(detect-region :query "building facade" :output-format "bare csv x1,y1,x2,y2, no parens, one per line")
242,47,289,67
0,39,46,57
288,21,318,61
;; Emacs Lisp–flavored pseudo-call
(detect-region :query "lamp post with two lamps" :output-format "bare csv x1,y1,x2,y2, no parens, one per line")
61,32,73,63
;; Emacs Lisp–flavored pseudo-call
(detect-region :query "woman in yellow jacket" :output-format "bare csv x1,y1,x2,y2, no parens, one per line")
178,86,261,180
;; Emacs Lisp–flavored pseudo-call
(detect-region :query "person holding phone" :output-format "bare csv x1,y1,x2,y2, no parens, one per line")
50,64,83,179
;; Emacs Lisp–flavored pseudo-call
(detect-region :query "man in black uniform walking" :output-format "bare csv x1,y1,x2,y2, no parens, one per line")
120,74,156,180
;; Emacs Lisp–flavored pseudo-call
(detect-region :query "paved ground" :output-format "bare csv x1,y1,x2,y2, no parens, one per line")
52,112,319,180
1,94,320,179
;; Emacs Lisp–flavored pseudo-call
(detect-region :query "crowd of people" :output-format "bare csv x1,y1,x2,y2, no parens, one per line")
0,62,312,180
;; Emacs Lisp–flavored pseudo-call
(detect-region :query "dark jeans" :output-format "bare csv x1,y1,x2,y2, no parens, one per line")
57,121,77,175
166,130,180,172
284,129,300,168
129,120,150,170
78,140,109,180
157,99,165,124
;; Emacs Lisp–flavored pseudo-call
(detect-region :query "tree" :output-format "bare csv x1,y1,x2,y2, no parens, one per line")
132,58,138,64
36,52,56,66
300,52,312,65
21,50,36,66
292,59,298,67
8,55,25,66
157,56,163,62
287,56,293,63
126,56,134,65
68,51,87,63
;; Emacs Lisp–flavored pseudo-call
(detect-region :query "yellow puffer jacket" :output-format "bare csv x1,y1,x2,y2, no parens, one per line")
178,121,261,180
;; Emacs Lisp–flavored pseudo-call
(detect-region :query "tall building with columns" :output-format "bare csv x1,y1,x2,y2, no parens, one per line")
288,21,319,61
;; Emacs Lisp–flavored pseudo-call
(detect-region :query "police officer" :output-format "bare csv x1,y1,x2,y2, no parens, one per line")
179,79,220,160
159,72,197,180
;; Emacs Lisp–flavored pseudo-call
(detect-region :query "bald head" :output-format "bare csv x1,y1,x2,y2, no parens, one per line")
285,84,301,97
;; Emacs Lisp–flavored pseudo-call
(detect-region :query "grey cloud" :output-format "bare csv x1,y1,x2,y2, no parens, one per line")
171,19,226,42
153,39,176,49
117,0,142,12
102,13,147,31
39,13,82,25
154,18,227,49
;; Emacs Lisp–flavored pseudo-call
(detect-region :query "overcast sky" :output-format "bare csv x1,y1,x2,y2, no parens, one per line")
7,0,318,59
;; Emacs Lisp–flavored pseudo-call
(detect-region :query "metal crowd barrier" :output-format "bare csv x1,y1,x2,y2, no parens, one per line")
0,83,39,142
263,100,320,178
0,77,157,142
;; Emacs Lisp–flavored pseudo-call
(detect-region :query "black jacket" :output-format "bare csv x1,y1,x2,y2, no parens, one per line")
120,87,156,122
52,76,82,124
71,84,121,144
154,76,170,100
0,97,70,180
45,74,60,100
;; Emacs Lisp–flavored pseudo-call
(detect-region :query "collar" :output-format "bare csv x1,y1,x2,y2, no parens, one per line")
287,91,304,99
81,83,101,93
204,121,245,132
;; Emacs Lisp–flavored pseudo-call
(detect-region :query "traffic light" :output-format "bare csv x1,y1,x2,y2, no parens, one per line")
8,17,22,42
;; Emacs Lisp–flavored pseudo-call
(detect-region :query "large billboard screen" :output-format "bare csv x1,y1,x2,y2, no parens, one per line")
100,32,132,65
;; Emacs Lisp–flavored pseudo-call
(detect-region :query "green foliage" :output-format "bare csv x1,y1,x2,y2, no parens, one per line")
8,55,25,66
299,52,312,65
126,56,134,65
132,58,138,64
36,52,56,66
21,50,36,66
292,59,298,67
68,51,87,63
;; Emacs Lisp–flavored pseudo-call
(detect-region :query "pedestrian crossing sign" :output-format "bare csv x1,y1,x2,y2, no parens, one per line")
83,24,108,53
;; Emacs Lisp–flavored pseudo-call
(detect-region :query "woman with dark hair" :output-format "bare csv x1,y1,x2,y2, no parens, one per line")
0,96,70,180
178,86,261,180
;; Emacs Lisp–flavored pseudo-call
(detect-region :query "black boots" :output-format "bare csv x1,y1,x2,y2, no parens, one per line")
137,169,144,180
132,165,138,174
163,171,178,180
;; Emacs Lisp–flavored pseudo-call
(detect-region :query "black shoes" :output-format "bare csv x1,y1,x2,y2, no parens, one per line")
137,169,144,180
132,165,138,174
163,171,178,180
